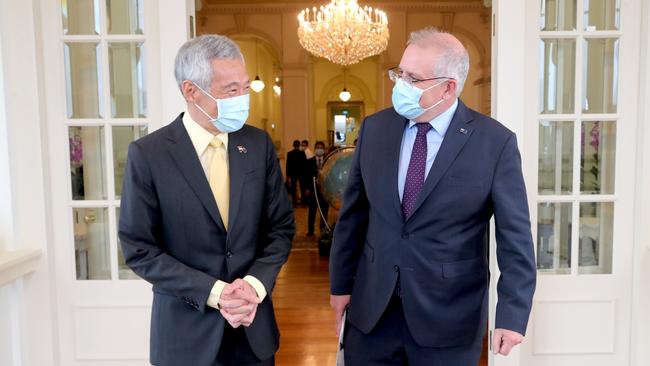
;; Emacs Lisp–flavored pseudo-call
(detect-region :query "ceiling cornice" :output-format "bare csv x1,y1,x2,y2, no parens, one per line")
201,1,487,15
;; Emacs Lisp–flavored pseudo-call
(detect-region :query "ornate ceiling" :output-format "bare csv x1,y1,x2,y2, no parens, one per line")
199,0,490,14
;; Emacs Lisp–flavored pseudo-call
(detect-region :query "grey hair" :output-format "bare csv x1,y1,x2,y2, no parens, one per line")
407,27,469,96
174,34,244,92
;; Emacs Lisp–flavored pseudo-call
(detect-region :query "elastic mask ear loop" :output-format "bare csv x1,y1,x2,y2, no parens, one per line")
192,82,218,120
421,80,447,111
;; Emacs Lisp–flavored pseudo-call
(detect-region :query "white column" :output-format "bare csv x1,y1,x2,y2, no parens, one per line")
158,0,195,123
490,0,527,365
631,1,650,364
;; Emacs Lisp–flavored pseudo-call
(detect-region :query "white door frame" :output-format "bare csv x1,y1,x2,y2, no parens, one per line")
37,0,193,364
490,0,643,365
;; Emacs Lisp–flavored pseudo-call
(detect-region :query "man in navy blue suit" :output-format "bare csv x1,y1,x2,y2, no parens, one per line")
119,35,294,365
330,27,536,365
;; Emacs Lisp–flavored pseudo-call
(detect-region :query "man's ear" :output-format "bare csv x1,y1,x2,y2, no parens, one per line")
181,80,197,103
445,80,456,98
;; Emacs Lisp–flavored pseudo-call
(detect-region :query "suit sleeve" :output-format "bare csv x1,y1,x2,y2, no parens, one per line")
118,141,217,313
491,133,537,335
245,133,295,293
329,119,370,295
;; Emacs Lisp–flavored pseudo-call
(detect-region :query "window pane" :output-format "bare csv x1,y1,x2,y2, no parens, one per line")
540,39,576,114
108,42,147,118
73,207,110,280
107,0,144,34
579,202,613,274
69,126,106,200
583,0,621,31
537,202,572,274
116,208,140,279
540,0,577,31
64,43,103,118
583,38,619,113
580,121,616,194
539,121,573,195
113,125,147,197
62,0,100,35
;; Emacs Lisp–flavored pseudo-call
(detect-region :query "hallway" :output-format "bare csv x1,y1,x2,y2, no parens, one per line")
273,209,488,365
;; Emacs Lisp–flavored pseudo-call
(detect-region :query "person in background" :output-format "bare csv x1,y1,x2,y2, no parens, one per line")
286,139,306,205
301,140,314,159
300,140,314,203
305,141,329,236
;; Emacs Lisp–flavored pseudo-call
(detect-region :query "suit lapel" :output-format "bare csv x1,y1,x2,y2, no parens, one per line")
406,101,475,222
166,116,227,231
387,116,409,218
226,130,250,235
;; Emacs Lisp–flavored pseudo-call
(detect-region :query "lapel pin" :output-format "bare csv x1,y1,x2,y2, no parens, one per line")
237,145,247,154
459,128,468,135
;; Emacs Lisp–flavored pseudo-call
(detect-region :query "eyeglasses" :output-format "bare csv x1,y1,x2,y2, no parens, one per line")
388,67,454,87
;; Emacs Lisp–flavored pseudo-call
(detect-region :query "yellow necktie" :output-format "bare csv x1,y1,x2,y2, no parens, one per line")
208,136,229,229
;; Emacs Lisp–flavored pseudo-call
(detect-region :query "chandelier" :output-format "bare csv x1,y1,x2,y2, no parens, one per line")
297,0,389,66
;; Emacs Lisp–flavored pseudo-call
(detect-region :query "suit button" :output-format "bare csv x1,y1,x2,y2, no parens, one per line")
226,251,233,258
402,233,410,239
393,265,399,272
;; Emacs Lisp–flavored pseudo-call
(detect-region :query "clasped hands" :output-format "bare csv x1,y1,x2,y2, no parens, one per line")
218,278,261,328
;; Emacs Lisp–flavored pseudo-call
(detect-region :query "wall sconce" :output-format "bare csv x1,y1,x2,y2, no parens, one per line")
273,77,281,96
339,68,351,101
250,39,265,93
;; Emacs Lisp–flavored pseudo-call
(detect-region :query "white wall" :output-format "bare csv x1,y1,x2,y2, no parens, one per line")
0,0,14,253
0,0,58,364
0,2,20,364
0,282,24,366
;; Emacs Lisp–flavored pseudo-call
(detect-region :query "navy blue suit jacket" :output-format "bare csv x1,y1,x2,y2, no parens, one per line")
330,101,536,347
119,114,294,365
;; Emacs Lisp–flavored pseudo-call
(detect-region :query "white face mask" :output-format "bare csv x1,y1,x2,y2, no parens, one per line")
193,82,249,133
391,78,447,120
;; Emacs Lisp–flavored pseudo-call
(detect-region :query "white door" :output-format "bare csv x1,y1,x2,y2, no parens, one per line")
491,0,642,365
39,0,195,364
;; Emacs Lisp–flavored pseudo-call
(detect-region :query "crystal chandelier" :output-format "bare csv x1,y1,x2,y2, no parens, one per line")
297,0,389,66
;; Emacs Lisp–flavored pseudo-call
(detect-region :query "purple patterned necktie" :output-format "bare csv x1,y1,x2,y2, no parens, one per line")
402,123,432,220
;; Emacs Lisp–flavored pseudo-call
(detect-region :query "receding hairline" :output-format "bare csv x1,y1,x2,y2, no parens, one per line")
408,29,466,54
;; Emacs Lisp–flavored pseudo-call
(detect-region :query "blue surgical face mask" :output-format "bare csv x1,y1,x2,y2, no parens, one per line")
193,83,249,133
392,78,446,120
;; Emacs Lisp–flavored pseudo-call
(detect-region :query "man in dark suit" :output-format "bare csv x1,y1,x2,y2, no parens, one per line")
305,141,329,236
330,28,536,365
285,140,306,205
119,34,294,366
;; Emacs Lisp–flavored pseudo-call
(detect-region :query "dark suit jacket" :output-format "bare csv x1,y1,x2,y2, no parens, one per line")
285,148,306,179
330,100,536,348
119,114,294,365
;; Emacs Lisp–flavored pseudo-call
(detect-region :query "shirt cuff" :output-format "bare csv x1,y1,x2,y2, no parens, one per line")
206,280,228,310
243,275,267,302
